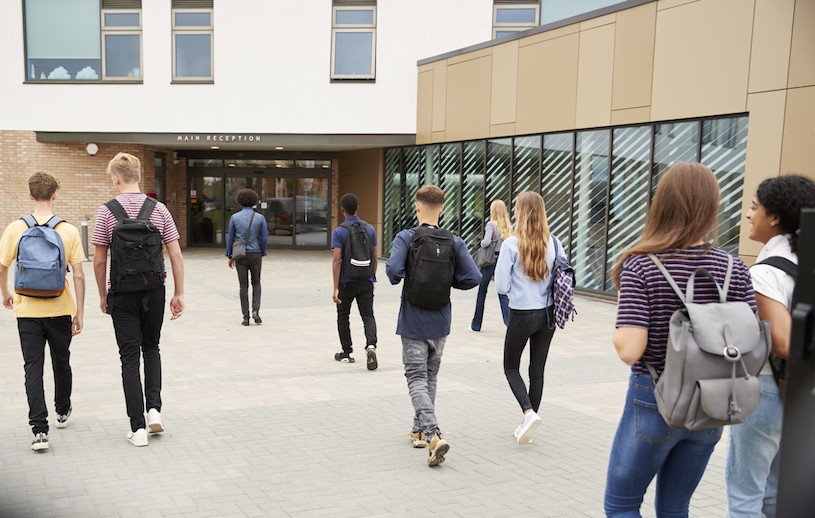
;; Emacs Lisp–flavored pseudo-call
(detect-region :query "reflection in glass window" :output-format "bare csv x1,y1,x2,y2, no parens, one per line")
175,34,212,78
493,2,539,39
383,149,402,255
332,3,376,79
462,142,487,253
486,139,512,217
512,136,541,210
542,133,574,257
172,2,214,81
573,130,610,291
403,148,422,229
440,144,462,234
653,121,699,191
175,12,212,27
104,34,141,78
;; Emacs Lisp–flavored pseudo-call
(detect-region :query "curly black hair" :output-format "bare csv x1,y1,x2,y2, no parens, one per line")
235,188,259,208
755,174,815,253
340,193,359,215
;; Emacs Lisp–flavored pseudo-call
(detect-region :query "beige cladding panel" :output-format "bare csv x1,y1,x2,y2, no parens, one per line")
611,106,651,125
444,56,492,142
612,2,656,110
576,24,615,129
740,90,787,256
416,70,433,145
432,61,448,132
651,0,754,121
788,0,815,88
748,0,795,94
516,33,579,134
781,86,815,176
490,41,519,126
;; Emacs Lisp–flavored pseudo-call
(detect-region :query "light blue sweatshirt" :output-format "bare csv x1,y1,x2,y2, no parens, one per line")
495,235,565,310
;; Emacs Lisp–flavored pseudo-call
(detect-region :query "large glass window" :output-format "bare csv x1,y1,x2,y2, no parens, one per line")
332,1,376,80
172,0,214,81
439,144,462,234
493,1,540,39
542,133,574,258
573,130,610,292
461,142,487,253
486,139,513,218
383,149,402,256
24,0,142,82
512,136,541,210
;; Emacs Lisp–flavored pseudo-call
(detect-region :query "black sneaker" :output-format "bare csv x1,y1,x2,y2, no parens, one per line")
366,345,378,371
252,312,262,324
334,351,355,363
242,317,250,326
55,406,72,428
31,432,49,452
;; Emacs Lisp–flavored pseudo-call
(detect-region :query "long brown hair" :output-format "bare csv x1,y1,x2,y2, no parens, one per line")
515,192,551,282
611,161,720,288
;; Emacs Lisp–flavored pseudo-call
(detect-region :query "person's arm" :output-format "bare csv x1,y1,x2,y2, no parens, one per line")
613,261,650,365
370,226,378,277
385,233,408,285
757,293,792,358
332,248,343,304
93,245,109,314
495,242,512,295
613,327,648,366
165,240,184,320
259,216,268,256
481,221,494,248
0,226,17,309
225,217,236,258
0,264,11,310
70,260,85,335
452,239,481,290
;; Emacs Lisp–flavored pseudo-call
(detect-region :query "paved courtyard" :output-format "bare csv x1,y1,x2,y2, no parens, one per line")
0,249,730,517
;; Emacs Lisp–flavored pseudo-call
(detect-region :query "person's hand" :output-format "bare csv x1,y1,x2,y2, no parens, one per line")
71,315,83,336
170,294,184,320
227,258,234,269
333,289,341,305
2,294,13,310
99,295,108,314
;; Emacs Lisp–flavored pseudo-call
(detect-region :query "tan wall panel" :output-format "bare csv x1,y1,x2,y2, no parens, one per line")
611,106,651,125
657,0,700,10
432,61,448,132
516,33,579,134
788,0,815,88
519,24,578,47
338,148,384,256
612,2,656,110
491,41,519,125
749,0,795,94
444,56,493,141
431,131,446,142
651,0,754,121
740,90,787,256
416,70,433,145
490,123,516,137
781,86,815,176
448,47,492,66
580,13,615,30
576,24,615,128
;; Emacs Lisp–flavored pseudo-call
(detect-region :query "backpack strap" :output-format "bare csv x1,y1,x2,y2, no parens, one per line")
105,199,130,222
44,216,64,229
136,196,158,221
21,215,38,228
242,210,256,239
647,254,687,304
757,256,798,278
721,253,734,300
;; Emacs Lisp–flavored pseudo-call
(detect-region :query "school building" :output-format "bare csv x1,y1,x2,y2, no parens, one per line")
1,0,813,296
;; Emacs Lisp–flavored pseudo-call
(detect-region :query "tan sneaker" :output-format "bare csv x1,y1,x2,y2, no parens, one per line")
409,431,427,448
427,434,449,466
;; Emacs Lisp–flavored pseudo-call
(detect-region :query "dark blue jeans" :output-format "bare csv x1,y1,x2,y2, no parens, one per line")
604,373,723,517
470,262,509,331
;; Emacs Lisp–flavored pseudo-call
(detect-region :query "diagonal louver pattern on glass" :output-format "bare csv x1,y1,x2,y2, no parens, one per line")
382,115,748,295
702,116,748,255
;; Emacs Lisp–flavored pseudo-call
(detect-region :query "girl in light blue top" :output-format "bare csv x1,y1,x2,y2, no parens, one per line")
495,191,566,445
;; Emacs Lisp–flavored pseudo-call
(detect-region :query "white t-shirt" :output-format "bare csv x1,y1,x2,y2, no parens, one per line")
750,234,796,375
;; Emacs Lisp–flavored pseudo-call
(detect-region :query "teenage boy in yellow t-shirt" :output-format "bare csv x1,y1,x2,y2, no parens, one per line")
0,172,86,452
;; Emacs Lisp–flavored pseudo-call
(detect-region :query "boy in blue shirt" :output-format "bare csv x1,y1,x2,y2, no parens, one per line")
386,185,481,467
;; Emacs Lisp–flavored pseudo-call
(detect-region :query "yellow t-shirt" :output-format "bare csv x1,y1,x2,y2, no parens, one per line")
0,215,85,318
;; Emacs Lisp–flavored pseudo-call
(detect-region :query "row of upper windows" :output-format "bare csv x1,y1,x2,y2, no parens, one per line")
492,1,629,39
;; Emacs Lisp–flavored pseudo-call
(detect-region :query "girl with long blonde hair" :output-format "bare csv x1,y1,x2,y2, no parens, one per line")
470,200,512,331
495,192,566,444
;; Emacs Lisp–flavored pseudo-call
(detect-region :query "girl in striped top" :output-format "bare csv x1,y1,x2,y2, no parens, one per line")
603,162,756,517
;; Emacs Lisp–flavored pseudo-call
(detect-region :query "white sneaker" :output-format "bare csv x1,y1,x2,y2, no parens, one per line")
514,423,533,444
147,408,164,434
516,412,541,445
127,428,148,447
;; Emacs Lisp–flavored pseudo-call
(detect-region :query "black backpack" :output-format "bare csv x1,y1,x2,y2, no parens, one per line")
403,226,456,309
341,220,375,280
756,256,798,397
105,197,165,293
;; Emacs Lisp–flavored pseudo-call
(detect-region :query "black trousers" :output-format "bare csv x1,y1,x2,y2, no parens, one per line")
18,316,73,435
235,253,262,317
109,287,165,432
503,306,556,413
336,280,377,354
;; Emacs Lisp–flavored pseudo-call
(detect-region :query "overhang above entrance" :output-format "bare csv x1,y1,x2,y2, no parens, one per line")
35,131,416,152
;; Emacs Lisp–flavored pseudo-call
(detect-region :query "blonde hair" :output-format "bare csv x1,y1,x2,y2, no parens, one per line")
611,161,720,288
107,152,141,183
489,199,512,240
515,192,551,282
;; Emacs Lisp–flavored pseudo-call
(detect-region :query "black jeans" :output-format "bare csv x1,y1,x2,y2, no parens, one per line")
336,280,377,354
503,306,556,413
109,287,165,432
18,317,73,434
235,252,262,317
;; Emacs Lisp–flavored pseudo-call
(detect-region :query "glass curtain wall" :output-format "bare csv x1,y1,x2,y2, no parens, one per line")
383,115,748,295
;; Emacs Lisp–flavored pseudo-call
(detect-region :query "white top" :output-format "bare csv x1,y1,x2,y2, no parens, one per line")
750,234,797,375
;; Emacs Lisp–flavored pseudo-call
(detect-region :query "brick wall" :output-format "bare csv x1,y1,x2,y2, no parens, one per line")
0,130,188,252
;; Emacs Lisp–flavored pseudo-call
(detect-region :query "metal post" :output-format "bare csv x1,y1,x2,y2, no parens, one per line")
80,217,90,261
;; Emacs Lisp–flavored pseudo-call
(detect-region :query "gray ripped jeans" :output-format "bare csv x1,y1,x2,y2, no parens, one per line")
402,336,447,440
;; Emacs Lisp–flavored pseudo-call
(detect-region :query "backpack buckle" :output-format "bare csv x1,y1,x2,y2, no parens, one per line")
723,345,741,362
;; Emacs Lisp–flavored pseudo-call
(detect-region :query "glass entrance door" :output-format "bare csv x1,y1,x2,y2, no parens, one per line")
294,177,329,247
189,176,223,245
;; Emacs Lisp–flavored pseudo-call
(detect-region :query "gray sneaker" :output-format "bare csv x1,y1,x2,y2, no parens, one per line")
366,345,378,371
55,406,72,429
31,432,49,451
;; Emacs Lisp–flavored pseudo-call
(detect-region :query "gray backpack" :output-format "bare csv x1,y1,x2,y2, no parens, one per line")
647,254,771,431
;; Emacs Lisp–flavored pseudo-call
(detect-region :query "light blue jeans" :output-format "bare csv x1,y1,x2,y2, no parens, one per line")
726,375,782,518
402,336,446,440
604,373,723,517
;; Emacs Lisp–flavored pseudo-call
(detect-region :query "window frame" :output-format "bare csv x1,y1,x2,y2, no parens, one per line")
492,2,539,40
330,5,376,81
101,9,143,81
171,7,214,82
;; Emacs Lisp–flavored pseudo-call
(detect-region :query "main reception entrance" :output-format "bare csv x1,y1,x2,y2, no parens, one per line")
188,163,331,249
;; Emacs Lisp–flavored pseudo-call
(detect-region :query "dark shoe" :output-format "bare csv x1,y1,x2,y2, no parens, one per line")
55,406,72,428
366,345,378,371
427,434,449,466
252,312,262,324
334,351,355,363
242,317,250,326
31,432,49,452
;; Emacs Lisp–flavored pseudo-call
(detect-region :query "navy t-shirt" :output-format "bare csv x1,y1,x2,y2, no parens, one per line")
331,215,377,283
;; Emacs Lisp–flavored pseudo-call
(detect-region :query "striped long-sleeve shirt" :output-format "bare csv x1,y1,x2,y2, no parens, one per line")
615,246,756,375
91,192,180,247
